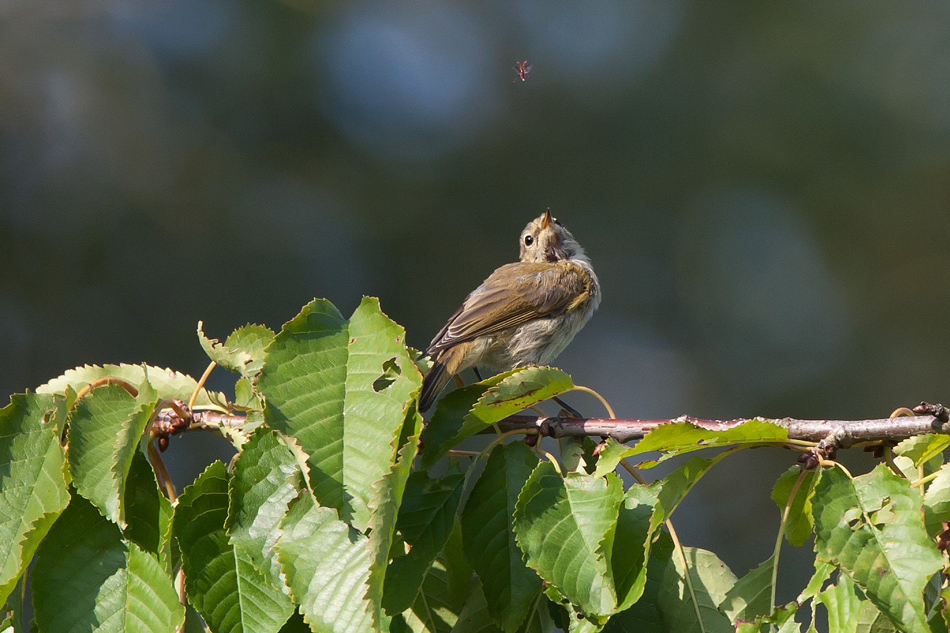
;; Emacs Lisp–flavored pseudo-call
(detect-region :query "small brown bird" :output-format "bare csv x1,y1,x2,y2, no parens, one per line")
419,209,600,412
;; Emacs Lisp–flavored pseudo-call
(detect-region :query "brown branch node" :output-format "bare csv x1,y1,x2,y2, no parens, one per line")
151,399,193,452
914,402,949,423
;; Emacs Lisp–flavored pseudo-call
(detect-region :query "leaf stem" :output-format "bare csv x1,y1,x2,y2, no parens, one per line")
567,385,616,419
890,407,916,418
147,440,177,501
618,457,648,485
188,361,216,411
771,468,807,615
445,449,480,457
823,459,853,479
666,519,706,633
912,470,941,488
537,448,563,475
477,428,538,463
882,444,904,478
781,439,819,448
71,376,139,409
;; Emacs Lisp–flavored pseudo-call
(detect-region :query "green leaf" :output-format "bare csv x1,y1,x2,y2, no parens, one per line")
1,571,25,633
558,436,590,475
0,393,70,606
391,558,465,633
771,466,820,547
198,322,275,378
385,471,466,615
409,347,435,377
228,427,304,592
421,367,574,468
798,561,834,603
893,434,950,469
451,582,504,633
591,438,633,479
444,517,474,605
560,601,604,633
818,572,865,633
610,483,660,612
734,602,799,633
276,492,377,633
32,493,184,633
656,546,736,633
520,599,557,633
811,464,944,633
602,530,674,633
719,556,774,624
421,376,509,468
175,461,295,633
514,462,624,617
461,442,542,632
235,377,264,410
367,403,425,628
123,450,174,573
857,598,900,633
617,420,788,467
36,363,222,407
796,560,834,632
257,297,422,529
923,464,950,538
67,382,158,525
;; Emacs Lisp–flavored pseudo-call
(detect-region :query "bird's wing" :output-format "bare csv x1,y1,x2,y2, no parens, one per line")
425,261,590,355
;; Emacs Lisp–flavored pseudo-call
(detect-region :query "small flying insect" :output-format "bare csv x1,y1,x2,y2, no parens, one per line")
513,60,531,82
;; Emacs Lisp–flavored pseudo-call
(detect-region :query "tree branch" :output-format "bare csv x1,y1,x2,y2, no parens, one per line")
491,413,948,446
161,406,950,450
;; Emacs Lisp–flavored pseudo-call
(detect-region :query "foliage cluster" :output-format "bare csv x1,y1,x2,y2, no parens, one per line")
1,297,949,632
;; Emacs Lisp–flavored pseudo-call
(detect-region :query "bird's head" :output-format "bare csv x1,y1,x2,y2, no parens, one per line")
518,208,588,264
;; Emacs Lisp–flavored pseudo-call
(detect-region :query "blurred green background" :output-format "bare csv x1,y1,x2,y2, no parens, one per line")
2,0,949,603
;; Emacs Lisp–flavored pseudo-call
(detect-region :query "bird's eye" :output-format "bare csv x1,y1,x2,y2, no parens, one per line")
554,219,563,227
524,235,534,246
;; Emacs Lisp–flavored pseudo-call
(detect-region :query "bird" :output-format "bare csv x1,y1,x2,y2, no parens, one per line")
419,208,600,412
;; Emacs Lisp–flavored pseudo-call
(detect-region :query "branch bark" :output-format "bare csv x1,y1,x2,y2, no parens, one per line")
173,410,949,449
491,414,948,446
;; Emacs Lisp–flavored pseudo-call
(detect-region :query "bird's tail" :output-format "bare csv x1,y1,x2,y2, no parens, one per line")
419,357,452,413
419,344,472,413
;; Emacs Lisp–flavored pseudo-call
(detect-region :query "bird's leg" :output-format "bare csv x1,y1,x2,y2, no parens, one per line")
454,366,484,389
552,395,583,419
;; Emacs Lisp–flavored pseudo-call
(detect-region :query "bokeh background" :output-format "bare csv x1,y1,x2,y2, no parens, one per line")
3,0,950,605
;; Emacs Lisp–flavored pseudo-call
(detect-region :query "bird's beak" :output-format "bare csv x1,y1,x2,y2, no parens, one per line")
540,208,552,230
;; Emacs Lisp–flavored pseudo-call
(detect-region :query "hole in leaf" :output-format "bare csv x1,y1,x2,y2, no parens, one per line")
373,357,401,392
